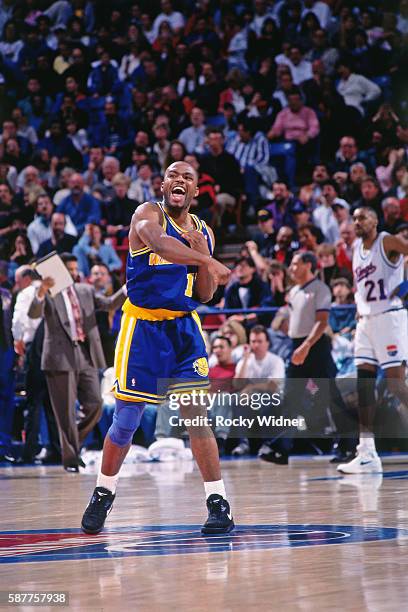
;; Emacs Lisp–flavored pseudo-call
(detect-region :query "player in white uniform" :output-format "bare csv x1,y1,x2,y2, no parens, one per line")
338,207,408,474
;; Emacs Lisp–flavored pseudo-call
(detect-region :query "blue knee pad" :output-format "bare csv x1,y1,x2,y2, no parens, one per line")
108,399,145,447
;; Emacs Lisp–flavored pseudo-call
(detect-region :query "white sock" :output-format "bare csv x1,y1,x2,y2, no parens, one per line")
359,435,376,453
97,470,119,494
204,479,226,500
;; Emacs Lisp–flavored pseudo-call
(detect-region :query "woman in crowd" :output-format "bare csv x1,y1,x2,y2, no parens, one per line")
164,140,187,169
73,223,122,277
209,320,247,367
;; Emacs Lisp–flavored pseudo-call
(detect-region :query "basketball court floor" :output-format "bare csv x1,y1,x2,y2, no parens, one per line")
1,457,408,611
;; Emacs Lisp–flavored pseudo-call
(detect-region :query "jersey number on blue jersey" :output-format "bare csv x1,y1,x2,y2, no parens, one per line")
185,273,195,297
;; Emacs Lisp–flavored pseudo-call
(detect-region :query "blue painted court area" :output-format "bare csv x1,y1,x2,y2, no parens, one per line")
1,524,407,564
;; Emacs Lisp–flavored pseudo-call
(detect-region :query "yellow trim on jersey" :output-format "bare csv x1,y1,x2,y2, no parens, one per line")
113,391,149,403
157,201,168,231
122,298,189,321
113,313,136,389
113,386,167,404
115,384,167,400
129,245,151,257
190,213,202,231
148,252,173,266
113,312,130,381
160,205,202,235
120,317,137,389
191,310,207,344
202,220,213,254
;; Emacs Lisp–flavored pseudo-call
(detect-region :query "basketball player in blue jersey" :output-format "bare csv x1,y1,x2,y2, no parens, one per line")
81,161,234,535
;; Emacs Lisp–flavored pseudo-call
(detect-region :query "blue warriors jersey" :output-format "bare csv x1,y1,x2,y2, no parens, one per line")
126,201,214,312
114,202,212,402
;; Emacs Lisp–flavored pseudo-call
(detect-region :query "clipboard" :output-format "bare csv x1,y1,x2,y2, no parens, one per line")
34,251,74,297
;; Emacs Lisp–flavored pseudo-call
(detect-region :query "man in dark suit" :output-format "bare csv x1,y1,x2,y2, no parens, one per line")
37,212,78,258
0,286,15,462
28,253,126,471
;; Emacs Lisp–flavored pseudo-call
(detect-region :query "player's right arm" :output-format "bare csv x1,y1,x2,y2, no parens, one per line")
130,203,230,284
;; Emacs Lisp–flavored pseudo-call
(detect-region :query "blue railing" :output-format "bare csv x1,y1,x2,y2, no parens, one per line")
197,304,357,316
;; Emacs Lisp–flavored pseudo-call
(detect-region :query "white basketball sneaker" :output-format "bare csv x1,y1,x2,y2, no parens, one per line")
337,445,383,474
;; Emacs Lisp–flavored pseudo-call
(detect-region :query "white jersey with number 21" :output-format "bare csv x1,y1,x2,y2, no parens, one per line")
353,231,404,316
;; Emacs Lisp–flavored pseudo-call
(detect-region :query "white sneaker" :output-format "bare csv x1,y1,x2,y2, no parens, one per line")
148,438,186,461
337,446,383,474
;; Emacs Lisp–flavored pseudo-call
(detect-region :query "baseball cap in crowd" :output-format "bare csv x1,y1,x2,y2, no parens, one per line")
257,209,273,222
292,202,308,215
332,198,350,211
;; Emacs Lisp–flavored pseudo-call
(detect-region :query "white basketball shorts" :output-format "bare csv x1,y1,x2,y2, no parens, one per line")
355,309,408,369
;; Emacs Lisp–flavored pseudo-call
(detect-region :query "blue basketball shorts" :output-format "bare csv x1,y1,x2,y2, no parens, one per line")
113,306,210,403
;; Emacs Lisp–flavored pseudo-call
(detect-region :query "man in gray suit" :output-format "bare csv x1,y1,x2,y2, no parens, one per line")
28,253,126,471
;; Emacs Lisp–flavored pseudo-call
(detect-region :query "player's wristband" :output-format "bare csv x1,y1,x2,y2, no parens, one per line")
390,280,408,301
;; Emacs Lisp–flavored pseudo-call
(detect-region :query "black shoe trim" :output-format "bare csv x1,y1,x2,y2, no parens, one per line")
201,520,235,535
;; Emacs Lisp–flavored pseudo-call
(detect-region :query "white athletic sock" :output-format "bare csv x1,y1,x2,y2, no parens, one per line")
204,479,226,500
359,435,376,453
97,470,119,494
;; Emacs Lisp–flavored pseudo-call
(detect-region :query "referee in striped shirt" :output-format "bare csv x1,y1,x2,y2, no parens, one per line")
259,251,353,464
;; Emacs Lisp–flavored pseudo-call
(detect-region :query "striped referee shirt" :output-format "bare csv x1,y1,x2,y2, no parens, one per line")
288,277,331,339
226,131,270,173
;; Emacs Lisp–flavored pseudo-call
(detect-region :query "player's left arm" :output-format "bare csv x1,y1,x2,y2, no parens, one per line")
384,235,408,301
383,234,408,257
182,226,217,303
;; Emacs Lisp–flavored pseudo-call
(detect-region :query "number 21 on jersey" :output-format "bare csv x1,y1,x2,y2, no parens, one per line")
365,278,386,302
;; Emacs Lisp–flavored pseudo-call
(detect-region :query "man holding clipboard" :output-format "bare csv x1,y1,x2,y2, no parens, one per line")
29,252,126,471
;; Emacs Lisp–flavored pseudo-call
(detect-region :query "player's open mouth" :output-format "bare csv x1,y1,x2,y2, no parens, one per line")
170,186,186,203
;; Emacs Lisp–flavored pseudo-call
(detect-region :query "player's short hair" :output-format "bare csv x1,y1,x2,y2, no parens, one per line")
355,206,378,221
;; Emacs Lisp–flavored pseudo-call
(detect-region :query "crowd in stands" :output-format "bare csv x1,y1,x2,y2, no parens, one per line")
1,0,408,461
